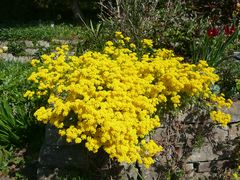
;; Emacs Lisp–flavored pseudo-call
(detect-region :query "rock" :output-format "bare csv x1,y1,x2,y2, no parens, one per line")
71,39,79,45
0,41,8,47
37,41,50,48
197,161,227,173
119,163,138,180
38,144,90,169
225,101,240,123
228,123,240,140
44,124,68,146
25,48,38,56
0,53,15,61
17,56,32,62
52,39,70,45
197,162,211,173
25,40,34,48
185,163,194,172
152,127,165,143
38,124,112,179
192,172,210,179
212,125,229,142
139,165,159,180
188,144,218,162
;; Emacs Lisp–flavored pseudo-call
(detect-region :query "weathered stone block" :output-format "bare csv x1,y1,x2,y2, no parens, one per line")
17,56,32,62
188,144,218,162
42,124,68,146
0,41,8,46
25,40,34,48
52,39,70,45
185,163,194,172
0,53,15,61
37,41,50,48
25,48,38,56
228,123,240,140
38,144,90,169
197,160,227,173
139,164,159,180
225,101,240,123
212,125,229,142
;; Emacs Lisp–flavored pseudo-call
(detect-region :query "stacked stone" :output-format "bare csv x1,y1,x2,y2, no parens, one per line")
0,39,78,62
37,101,240,179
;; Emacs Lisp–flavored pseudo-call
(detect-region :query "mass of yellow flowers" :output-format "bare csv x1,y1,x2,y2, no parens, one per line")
24,32,232,167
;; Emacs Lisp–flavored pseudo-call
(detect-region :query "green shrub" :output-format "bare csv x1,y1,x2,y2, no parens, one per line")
100,0,208,58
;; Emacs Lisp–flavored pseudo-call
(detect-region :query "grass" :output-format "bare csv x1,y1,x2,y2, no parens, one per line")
0,22,82,41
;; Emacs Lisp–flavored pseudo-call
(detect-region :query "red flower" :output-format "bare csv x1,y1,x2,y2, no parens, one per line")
224,25,236,35
207,27,219,37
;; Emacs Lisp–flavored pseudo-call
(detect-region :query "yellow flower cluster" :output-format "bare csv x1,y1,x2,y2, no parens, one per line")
210,111,231,127
141,39,153,48
25,32,232,167
209,94,232,126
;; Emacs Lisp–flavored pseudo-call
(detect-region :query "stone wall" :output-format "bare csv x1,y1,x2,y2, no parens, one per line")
37,101,240,179
0,39,78,62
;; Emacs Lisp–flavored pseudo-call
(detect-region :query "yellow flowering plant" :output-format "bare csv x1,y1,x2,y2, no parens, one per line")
25,32,232,168
232,165,240,179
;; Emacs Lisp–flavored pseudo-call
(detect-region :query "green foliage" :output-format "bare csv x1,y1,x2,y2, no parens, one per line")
0,60,33,104
190,29,239,66
0,23,81,41
100,0,208,57
193,134,205,149
76,22,115,54
0,146,24,177
0,60,45,178
0,98,32,146
217,61,240,98
8,41,25,56
237,79,240,92
155,1,208,57
0,60,39,147
166,169,184,180
100,0,160,43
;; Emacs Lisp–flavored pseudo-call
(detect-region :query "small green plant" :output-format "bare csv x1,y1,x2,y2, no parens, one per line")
237,79,240,92
7,41,25,56
76,21,113,54
0,60,33,104
0,146,24,177
0,98,33,146
193,134,205,149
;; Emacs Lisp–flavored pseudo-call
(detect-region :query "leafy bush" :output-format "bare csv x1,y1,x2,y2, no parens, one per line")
100,0,208,57
25,32,232,168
